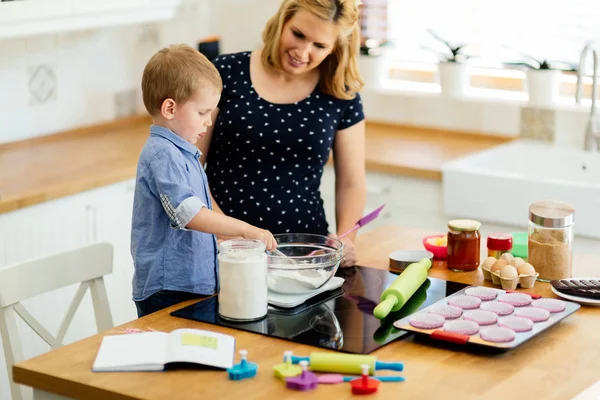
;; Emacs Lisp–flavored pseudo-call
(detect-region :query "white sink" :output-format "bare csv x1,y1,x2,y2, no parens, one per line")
442,139,600,239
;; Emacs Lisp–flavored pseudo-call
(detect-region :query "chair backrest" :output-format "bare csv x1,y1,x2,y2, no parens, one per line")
0,242,115,400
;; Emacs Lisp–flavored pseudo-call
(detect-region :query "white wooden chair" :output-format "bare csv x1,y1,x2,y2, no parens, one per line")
0,242,114,400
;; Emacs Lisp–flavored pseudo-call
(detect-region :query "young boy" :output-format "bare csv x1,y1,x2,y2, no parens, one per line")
131,44,277,318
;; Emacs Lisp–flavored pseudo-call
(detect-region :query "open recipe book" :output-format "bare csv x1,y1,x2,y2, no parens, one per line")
92,329,236,372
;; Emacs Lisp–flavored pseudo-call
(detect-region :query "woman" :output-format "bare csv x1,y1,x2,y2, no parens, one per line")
199,0,366,267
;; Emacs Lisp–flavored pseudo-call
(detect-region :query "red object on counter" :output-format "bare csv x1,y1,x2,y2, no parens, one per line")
487,233,513,251
422,234,448,259
350,370,380,395
487,233,513,258
447,219,481,272
431,330,470,344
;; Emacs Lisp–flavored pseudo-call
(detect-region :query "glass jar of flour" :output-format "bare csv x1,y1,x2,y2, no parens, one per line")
528,200,575,281
218,239,268,321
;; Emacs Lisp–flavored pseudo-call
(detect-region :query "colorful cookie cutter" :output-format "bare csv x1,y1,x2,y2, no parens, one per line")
273,350,302,381
285,360,318,391
227,349,258,381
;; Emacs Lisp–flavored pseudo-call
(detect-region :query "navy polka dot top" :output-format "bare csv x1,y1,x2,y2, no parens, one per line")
206,51,365,235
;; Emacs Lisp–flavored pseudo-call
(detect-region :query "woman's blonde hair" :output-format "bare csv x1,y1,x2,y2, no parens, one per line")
142,44,223,116
261,0,364,100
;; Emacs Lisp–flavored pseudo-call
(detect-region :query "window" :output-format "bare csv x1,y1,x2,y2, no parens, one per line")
387,0,600,71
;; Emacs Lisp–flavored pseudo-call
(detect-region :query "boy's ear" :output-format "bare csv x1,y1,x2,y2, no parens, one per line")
160,98,176,120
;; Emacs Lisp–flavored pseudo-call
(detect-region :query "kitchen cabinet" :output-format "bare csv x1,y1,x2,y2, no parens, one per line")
0,179,137,400
320,166,446,234
0,191,93,400
0,0,182,39
86,179,138,326
72,0,149,13
0,0,72,24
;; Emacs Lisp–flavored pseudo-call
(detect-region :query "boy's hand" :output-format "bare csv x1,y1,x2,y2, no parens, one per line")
243,226,277,252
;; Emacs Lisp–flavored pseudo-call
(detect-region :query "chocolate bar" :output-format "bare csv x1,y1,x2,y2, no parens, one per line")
551,279,600,299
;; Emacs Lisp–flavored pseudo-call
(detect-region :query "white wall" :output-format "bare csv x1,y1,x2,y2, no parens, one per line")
212,0,282,54
0,0,289,145
0,0,212,145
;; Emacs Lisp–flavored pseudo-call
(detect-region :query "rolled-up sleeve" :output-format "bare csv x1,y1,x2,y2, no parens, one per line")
148,150,206,229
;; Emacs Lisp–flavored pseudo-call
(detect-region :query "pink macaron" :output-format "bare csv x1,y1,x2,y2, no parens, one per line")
465,287,499,301
444,320,480,335
531,298,566,313
498,316,534,332
428,304,463,319
480,326,516,343
480,301,515,316
448,295,482,310
515,307,550,322
463,310,498,325
498,293,532,307
409,313,445,329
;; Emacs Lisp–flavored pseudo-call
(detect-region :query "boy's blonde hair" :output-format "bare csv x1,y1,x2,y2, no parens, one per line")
261,0,364,100
142,44,223,116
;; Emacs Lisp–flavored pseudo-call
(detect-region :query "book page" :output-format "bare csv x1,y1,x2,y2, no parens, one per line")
165,329,235,370
92,332,169,372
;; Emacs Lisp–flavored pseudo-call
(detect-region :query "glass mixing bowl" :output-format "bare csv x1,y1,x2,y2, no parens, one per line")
267,233,344,294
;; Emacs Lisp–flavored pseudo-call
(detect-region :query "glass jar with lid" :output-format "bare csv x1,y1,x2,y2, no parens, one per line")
487,233,513,259
447,219,481,272
217,239,268,321
528,200,575,282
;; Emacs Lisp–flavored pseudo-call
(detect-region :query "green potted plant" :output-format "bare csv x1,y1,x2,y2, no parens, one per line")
504,56,575,107
424,29,473,97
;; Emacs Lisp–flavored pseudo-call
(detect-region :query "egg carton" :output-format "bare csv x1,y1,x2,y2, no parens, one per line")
480,255,538,290
485,270,539,290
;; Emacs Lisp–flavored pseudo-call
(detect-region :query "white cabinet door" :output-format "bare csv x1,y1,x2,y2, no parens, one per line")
320,166,397,234
320,167,443,233
86,180,138,325
0,195,95,400
0,0,72,23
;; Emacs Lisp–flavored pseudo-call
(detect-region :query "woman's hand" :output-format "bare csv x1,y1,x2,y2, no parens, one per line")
329,233,356,268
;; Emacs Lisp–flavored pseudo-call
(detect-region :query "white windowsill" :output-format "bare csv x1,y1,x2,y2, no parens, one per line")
370,78,593,114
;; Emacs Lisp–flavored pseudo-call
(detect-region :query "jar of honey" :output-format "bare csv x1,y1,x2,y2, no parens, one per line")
447,219,481,272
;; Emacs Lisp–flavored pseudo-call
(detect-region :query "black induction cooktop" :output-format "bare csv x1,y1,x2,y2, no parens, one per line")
171,266,468,354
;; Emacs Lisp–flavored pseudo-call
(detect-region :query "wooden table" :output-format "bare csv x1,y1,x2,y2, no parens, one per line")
13,226,600,400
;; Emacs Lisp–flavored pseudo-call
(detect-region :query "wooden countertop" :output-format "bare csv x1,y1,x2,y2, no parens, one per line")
0,117,510,214
13,225,600,400
363,122,511,180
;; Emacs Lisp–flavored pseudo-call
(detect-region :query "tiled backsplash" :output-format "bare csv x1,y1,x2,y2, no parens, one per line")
520,107,556,142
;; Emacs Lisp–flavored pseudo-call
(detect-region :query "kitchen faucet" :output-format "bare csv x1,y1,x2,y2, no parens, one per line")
575,41,600,152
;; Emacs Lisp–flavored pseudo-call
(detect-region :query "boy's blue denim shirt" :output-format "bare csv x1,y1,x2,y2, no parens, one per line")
131,124,218,301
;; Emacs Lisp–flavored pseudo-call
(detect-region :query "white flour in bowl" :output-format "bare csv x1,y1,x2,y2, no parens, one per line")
267,268,333,294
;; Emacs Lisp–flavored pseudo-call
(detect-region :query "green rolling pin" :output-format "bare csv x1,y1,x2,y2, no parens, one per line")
373,258,432,319
373,278,431,343
289,352,403,375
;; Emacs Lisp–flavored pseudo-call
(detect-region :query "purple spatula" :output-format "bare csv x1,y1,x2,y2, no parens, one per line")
337,204,386,240
307,204,386,256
